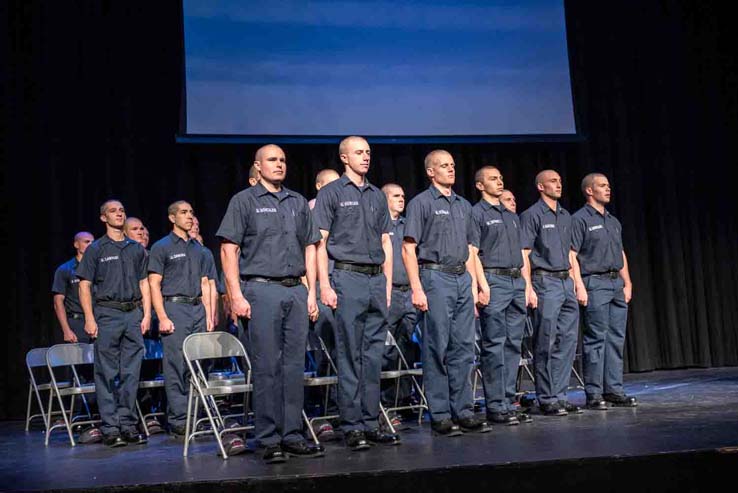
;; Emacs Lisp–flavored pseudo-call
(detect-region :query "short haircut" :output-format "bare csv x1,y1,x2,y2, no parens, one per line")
74,231,93,242
99,199,122,215
168,200,189,216
248,164,260,180
424,149,451,170
315,168,340,186
338,136,367,155
580,173,606,196
474,165,499,184
535,169,558,187
381,183,402,196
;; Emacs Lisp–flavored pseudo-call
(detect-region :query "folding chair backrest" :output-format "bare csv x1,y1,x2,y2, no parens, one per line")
46,343,95,368
183,332,246,363
26,347,49,369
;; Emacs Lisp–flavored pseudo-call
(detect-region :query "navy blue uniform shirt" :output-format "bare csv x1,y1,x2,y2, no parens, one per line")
148,232,211,297
217,182,321,278
76,235,148,302
571,204,625,276
201,245,218,281
470,200,524,269
312,174,391,265
404,185,473,266
389,217,409,286
519,198,572,271
52,258,83,313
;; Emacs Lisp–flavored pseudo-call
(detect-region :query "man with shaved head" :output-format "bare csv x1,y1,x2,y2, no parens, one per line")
308,168,340,209
570,173,636,409
124,217,147,246
313,136,400,450
52,231,95,343
470,167,532,425
519,170,581,416
77,199,151,447
500,189,517,213
248,164,261,187
219,144,324,462
403,150,490,436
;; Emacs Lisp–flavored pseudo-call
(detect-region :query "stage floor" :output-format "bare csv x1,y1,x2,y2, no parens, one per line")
2,367,738,492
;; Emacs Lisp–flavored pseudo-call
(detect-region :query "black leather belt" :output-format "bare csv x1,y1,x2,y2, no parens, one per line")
164,296,202,305
66,312,84,320
420,263,466,275
484,267,522,278
96,300,142,312
392,284,411,292
245,276,302,287
532,269,570,280
334,262,383,276
586,271,620,279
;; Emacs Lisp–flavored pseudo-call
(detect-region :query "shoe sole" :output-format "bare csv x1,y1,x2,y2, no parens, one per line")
367,439,402,446
264,456,287,464
607,402,638,408
433,429,464,437
285,450,325,458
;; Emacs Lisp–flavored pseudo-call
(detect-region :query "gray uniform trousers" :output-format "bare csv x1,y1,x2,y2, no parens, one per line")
420,269,475,422
582,275,628,398
331,269,388,432
161,301,205,428
478,273,527,413
381,287,418,405
94,305,144,437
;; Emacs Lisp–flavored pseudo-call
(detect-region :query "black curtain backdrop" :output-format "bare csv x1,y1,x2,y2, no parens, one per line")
2,0,737,418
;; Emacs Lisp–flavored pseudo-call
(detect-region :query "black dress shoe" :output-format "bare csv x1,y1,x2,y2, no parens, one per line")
604,393,638,407
103,435,127,448
431,418,464,437
455,415,492,433
282,440,325,458
345,430,371,451
263,445,287,463
123,431,148,445
586,396,608,411
515,410,533,423
540,402,568,416
366,428,401,446
487,411,519,426
559,400,584,414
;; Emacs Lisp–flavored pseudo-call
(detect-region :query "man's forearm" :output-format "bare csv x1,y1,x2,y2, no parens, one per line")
402,242,422,291
221,243,243,303
148,276,167,320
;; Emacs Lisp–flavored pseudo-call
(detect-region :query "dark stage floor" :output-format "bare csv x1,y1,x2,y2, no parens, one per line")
2,367,738,492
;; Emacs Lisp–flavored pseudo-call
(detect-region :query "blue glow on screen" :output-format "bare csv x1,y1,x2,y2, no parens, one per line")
183,0,576,137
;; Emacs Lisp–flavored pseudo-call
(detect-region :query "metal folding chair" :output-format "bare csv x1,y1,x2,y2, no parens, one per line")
182,332,253,459
25,348,70,432
380,330,428,430
44,343,100,446
136,338,166,436
303,334,339,445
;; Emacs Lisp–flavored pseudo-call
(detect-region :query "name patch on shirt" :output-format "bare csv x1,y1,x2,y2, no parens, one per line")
100,256,119,263
588,224,604,232
434,209,450,215
388,232,394,236
339,201,359,207
169,253,186,260
486,219,502,226
256,207,277,213
542,224,556,229
70,278,80,284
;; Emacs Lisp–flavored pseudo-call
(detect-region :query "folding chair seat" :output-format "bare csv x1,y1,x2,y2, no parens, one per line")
182,332,253,459
25,347,71,432
136,338,166,436
44,343,100,446
380,330,428,430
302,334,339,445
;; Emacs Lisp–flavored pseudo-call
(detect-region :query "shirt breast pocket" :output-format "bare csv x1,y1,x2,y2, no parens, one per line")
254,212,280,235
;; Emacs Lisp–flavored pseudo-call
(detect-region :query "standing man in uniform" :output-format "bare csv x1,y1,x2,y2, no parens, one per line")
314,136,400,449
571,173,637,409
520,170,582,416
124,217,147,246
219,144,323,463
500,190,517,214
380,183,418,414
189,216,219,329
53,232,95,343
471,167,532,425
403,150,490,436
148,201,214,437
77,199,151,447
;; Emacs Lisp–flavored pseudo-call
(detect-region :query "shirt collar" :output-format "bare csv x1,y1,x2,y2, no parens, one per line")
479,198,505,212
537,198,561,215
429,184,457,202
340,174,374,192
168,231,192,244
584,203,609,217
101,234,137,248
254,181,295,200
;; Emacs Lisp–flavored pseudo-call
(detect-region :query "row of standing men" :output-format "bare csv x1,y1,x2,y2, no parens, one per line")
51,136,636,463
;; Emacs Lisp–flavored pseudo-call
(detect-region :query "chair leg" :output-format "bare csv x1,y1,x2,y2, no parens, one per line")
25,385,33,432
55,390,76,446
44,390,54,446
379,403,396,434
184,382,194,457
136,399,150,436
303,409,320,445
199,393,228,459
